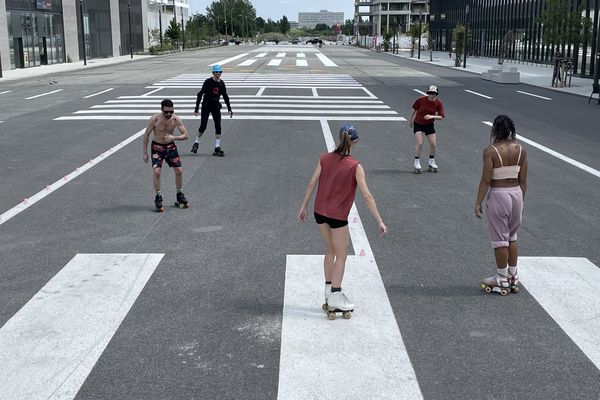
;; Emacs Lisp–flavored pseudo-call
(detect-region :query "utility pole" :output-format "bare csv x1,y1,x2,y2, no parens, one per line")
418,11,422,59
128,0,133,58
181,5,185,50
79,0,87,65
158,2,163,48
463,0,469,68
222,0,228,42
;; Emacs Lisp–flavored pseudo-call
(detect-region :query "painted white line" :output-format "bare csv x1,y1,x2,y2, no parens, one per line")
91,104,390,109
119,95,376,100
297,53,306,58
267,59,283,66
316,53,337,67
142,87,163,97
413,89,427,96
209,53,250,66
56,116,407,121
516,90,552,100
465,89,493,99
296,59,308,67
255,52,268,58
362,87,377,98
0,121,4,124
107,99,384,104
83,88,114,99
256,87,266,96
0,253,163,400
0,128,145,226
75,109,398,115
146,85,361,89
276,52,286,58
238,59,257,66
519,257,600,370
278,121,422,400
482,121,599,177
25,89,62,100
0,90,12,95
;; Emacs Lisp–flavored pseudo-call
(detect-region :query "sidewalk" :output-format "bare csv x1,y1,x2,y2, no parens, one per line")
0,54,154,83
388,49,597,99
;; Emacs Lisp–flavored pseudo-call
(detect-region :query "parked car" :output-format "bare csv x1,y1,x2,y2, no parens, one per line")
291,38,300,44
306,38,321,44
229,38,242,45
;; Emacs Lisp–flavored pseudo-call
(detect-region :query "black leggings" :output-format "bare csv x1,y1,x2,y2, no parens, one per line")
198,102,222,135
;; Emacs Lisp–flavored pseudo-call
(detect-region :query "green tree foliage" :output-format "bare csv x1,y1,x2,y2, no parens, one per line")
342,19,353,35
409,23,422,57
279,15,290,34
382,30,393,52
452,24,466,66
206,0,257,37
315,23,331,32
165,19,181,48
255,16,265,33
538,0,591,54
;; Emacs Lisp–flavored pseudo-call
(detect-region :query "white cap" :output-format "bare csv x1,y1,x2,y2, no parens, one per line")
427,85,438,94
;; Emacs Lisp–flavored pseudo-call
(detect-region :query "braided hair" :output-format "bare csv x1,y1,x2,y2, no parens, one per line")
491,115,516,143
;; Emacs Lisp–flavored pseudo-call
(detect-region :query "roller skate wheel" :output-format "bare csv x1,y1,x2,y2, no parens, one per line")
343,311,352,319
327,311,336,320
429,167,438,173
155,207,165,213
511,286,519,293
484,286,492,293
322,303,328,311
500,288,509,296
413,169,422,174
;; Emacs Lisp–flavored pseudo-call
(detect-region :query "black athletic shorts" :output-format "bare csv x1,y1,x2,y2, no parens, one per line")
413,122,436,135
314,212,348,229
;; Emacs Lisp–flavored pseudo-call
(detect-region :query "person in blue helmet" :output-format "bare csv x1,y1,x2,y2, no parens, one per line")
298,123,387,319
191,64,233,157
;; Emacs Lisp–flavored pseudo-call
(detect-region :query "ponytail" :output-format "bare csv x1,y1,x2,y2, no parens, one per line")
334,131,353,158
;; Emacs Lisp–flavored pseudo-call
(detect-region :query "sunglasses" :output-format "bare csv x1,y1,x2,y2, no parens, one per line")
213,71,222,74
162,110,174,115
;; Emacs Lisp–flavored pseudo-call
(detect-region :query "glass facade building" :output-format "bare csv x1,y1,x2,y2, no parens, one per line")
429,0,600,78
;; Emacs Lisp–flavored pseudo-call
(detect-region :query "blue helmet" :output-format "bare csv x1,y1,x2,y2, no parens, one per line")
212,64,223,73
339,123,359,141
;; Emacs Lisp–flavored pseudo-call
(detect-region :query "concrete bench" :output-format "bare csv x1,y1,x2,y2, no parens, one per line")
482,64,520,84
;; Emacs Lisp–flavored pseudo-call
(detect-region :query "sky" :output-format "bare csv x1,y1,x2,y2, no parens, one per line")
189,0,354,22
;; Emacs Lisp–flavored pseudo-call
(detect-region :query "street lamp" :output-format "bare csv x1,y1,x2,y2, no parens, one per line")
128,0,133,58
418,11,422,59
158,1,163,48
181,5,185,50
79,0,87,65
463,0,469,68
222,0,228,41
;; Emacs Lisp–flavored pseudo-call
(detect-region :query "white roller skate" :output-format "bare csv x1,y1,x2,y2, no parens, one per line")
413,159,422,174
428,158,439,173
326,291,354,320
321,283,332,311
508,272,519,293
481,274,510,296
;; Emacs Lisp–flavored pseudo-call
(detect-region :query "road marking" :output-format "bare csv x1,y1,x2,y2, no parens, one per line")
0,128,145,226
516,90,552,100
91,104,390,109
268,59,282,66
115,95,379,100
0,253,163,400
255,52,268,58
0,90,12,95
465,89,493,99
316,53,337,66
83,88,114,98
276,52,286,58
209,53,250,66
106,99,384,104
482,121,599,177
296,59,308,67
56,115,407,121
297,53,306,58
76,109,397,115
413,89,427,96
256,87,266,96
142,87,163,97
278,120,423,400
238,59,257,66
519,257,600,370
25,89,62,99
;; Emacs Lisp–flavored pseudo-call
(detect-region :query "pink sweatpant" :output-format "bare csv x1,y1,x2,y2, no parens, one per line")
486,186,523,248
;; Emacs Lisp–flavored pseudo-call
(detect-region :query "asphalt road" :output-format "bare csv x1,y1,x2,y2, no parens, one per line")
0,44,599,400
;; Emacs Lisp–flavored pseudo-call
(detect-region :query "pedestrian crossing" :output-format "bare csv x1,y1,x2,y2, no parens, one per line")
55,74,405,122
209,46,337,69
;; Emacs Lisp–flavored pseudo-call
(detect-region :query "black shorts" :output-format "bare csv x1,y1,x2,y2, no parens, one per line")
151,141,182,168
413,122,436,135
314,212,348,229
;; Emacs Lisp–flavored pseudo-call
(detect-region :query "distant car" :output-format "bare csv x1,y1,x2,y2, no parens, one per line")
229,38,242,45
291,38,300,44
306,38,321,44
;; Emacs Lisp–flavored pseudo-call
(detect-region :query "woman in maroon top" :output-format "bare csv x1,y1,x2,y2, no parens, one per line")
409,85,445,173
298,124,387,315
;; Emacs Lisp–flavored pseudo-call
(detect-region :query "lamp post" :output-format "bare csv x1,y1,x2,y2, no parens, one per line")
222,0,228,42
128,0,133,58
463,0,469,68
418,11,422,59
181,6,185,50
79,0,87,65
158,1,163,48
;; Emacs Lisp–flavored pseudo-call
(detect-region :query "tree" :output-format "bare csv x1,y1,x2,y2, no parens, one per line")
205,0,257,37
409,23,422,57
315,23,331,31
165,19,181,48
452,24,466,67
342,19,353,36
255,16,265,33
382,30,393,52
538,0,591,58
279,15,290,34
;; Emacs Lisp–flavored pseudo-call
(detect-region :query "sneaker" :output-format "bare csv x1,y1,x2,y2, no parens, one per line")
191,143,199,154
413,159,422,174
213,146,225,157
327,291,354,311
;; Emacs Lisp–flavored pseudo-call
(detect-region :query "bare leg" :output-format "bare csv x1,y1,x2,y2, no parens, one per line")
414,132,424,157
318,224,335,282
508,241,519,267
330,226,350,288
174,167,183,189
493,246,509,269
152,168,161,192
426,133,437,157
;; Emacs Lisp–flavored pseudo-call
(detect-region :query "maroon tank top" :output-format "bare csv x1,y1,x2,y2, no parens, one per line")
314,152,359,221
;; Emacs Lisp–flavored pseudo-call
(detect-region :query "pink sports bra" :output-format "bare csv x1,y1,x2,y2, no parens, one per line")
491,144,521,180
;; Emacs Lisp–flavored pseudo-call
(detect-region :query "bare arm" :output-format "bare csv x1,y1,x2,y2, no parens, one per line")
298,160,321,222
475,147,494,218
173,117,189,141
356,164,387,235
518,148,528,201
142,118,155,163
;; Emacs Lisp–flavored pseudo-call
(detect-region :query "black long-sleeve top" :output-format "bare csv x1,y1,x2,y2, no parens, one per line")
194,78,232,113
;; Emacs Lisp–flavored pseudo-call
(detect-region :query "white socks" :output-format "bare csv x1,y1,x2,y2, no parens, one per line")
195,136,201,144
215,139,221,148
508,266,518,276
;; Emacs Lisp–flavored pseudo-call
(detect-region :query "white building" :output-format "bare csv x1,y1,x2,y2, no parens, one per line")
298,10,344,29
354,0,428,36
147,0,189,45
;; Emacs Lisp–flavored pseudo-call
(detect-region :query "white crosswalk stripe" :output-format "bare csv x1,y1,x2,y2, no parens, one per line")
55,73,405,122
210,47,336,69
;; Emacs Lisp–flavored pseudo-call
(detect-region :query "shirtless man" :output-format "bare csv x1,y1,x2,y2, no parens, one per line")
143,99,190,211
